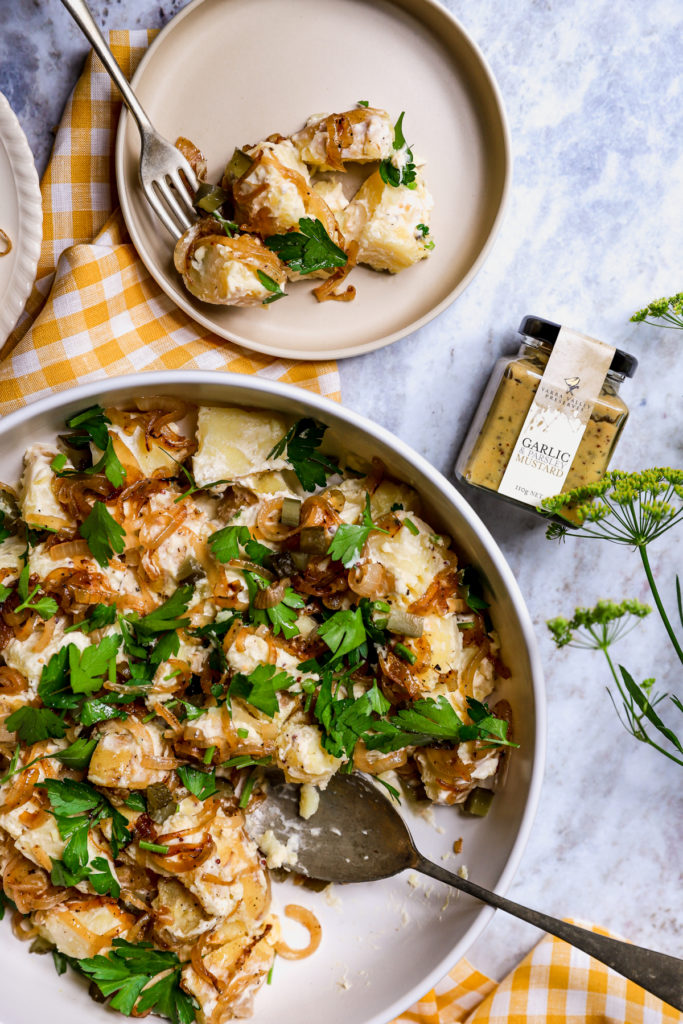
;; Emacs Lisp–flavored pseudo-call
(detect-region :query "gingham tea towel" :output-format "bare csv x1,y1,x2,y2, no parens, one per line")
394,922,681,1024
0,29,340,411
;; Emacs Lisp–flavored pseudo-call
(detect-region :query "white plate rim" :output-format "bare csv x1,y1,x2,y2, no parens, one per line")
0,370,545,1024
0,92,42,348
114,0,512,362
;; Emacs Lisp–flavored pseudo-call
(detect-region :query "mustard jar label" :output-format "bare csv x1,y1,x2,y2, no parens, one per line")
497,327,616,506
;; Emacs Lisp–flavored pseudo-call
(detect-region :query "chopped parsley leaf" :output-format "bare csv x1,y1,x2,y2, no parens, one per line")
267,418,339,492
177,764,217,801
264,217,347,276
80,502,125,567
229,663,298,718
208,524,251,562
58,405,126,487
379,111,417,189
77,938,195,1023
4,705,66,745
64,603,117,633
257,270,286,304
14,563,58,619
318,607,366,663
327,493,388,567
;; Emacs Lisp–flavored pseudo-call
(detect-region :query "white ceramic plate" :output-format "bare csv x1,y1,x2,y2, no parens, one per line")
0,92,42,352
115,0,510,360
0,372,544,1024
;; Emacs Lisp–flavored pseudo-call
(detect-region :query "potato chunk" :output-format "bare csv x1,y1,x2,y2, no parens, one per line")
34,895,134,959
192,405,290,485
18,444,72,531
181,916,278,1023
88,719,172,790
174,222,287,307
342,168,434,272
291,107,393,170
232,143,341,242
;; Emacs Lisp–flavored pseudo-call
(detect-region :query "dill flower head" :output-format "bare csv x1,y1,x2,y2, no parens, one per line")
547,598,651,649
542,468,683,545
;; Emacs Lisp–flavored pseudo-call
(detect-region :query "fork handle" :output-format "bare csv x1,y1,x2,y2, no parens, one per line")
415,854,683,1010
59,0,152,134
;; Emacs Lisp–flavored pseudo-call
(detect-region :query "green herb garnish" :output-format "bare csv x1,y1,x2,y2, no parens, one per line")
257,270,286,304
80,502,125,567
379,112,417,189
327,493,388,568
267,418,339,492
265,218,347,275
77,938,195,1023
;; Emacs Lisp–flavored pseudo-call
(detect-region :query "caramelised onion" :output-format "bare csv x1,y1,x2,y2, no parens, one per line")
48,540,92,561
274,904,322,960
253,578,287,610
227,558,274,581
352,740,408,775
0,665,28,694
408,568,460,616
347,562,394,599
3,851,67,913
257,498,299,542
313,240,358,303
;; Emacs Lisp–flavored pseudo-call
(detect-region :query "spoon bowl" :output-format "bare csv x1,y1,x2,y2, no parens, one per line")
246,770,683,1011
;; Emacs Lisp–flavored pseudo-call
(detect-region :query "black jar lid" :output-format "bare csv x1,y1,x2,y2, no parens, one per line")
519,315,638,378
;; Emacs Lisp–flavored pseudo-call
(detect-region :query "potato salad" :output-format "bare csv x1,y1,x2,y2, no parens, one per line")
0,399,513,1023
173,106,435,307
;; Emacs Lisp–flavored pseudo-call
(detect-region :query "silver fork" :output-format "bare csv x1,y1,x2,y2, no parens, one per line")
59,0,198,240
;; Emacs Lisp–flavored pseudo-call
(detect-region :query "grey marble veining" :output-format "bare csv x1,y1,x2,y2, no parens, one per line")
1,0,682,985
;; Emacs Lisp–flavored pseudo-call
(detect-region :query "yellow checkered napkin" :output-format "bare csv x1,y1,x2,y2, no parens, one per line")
395,923,681,1024
0,29,678,1024
0,29,340,412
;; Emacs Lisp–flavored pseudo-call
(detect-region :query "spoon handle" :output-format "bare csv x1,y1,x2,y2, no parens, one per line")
415,854,683,1011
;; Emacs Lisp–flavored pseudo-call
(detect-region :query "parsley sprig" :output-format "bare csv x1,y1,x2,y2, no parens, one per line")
327,493,388,567
14,562,58,619
365,695,517,754
267,418,339,492
264,218,347,275
80,502,126,567
379,112,417,189
227,663,299,718
55,405,126,487
77,938,196,1023
37,777,132,896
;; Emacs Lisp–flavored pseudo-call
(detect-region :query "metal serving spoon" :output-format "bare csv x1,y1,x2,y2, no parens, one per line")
245,770,683,1011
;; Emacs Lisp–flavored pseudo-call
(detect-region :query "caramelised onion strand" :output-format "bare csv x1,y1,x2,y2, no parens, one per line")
274,904,322,960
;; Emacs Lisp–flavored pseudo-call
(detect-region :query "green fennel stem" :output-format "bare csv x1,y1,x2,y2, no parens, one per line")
602,646,683,766
639,546,683,665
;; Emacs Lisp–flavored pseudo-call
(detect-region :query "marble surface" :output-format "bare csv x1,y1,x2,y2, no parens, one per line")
2,0,682,986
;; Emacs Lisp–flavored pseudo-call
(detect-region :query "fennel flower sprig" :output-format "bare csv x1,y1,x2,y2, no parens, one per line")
542,469,683,665
547,600,683,766
631,293,683,330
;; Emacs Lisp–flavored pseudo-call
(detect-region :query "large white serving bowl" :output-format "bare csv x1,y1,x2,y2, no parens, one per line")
0,372,545,1024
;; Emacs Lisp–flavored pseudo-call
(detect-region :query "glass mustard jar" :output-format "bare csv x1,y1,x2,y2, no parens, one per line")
455,315,638,514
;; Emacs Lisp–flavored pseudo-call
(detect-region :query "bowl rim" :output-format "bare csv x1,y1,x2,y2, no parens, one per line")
114,0,512,361
0,371,545,1023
